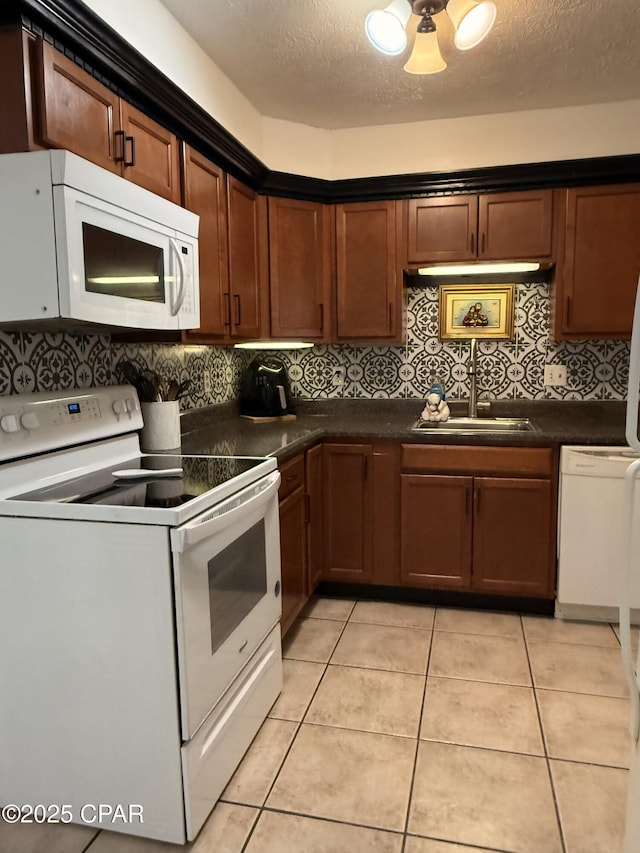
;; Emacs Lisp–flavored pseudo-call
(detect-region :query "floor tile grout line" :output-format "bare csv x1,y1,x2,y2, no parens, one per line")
250,612,354,818
400,603,437,852
255,802,407,838
521,611,569,853
81,830,101,852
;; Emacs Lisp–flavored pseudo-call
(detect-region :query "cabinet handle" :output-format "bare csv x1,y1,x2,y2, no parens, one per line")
124,135,136,168
470,232,475,254
114,130,126,163
318,303,324,332
304,493,311,523
475,486,481,515
566,296,572,326
481,232,486,254
388,301,394,331
224,293,231,327
363,455,369,481
466,486,471,516
234,294,241,326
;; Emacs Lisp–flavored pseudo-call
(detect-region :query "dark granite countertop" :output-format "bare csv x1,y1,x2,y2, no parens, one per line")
179,398,628,461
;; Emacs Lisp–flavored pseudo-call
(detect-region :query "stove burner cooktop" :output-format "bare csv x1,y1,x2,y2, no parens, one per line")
12,454,267,509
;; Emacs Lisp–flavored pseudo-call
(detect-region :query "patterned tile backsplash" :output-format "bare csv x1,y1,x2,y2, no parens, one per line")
0,282,631,404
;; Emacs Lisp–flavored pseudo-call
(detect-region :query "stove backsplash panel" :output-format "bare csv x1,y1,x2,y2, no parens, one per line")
0,283,630,403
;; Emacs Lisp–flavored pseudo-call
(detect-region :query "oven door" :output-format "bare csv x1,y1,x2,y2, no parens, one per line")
170,471,281,739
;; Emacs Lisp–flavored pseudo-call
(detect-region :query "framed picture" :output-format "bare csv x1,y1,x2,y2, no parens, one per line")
439,283,515,340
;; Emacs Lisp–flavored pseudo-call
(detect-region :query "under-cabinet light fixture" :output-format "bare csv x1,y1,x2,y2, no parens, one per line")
418,262,541,276
365,0,497,75
234,341,315,350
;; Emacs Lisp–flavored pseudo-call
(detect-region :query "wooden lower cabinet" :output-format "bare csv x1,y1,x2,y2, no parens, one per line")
278,454,308,635
473,477,553,595
401,474,472,588
400,444,557,598
306,443,324,591
321,443,373,582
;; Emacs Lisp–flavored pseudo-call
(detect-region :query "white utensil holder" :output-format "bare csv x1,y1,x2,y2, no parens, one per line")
140,401,181,452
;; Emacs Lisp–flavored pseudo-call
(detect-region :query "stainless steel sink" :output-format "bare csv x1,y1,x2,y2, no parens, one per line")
411,417,533,434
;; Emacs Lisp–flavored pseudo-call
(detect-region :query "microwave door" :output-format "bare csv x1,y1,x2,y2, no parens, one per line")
54,186,181,330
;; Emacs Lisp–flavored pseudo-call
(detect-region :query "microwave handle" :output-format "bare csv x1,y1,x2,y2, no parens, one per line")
171,471,280,552
169,238,187,317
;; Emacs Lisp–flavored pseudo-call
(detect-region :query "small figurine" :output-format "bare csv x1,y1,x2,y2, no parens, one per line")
421,382,450,422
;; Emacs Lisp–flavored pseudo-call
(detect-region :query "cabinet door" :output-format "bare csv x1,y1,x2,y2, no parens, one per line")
279,486,308,636
182,146,229,342
306,444,324,593
472,477,553,597
400,474,473,588
227,176,265,339
478,190,553,261
34,38,121,173
120,101,181,203
268,197,331,340
335,201,400,340
556,184,640,338
322,444,372,582
406,195,478,264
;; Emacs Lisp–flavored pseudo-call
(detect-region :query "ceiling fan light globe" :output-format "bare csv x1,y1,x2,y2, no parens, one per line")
403,29,447,74
447,0,497,50
365,0,412,55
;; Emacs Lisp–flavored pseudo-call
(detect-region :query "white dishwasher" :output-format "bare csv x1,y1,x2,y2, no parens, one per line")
557,445,640,623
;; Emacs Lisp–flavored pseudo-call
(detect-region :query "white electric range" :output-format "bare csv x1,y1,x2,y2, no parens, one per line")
0,385,283,844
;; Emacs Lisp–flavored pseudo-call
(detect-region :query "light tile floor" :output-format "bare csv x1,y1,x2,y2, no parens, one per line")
0,599,633,853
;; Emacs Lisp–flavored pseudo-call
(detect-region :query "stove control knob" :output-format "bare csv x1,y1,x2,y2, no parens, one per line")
20,411,40,430
112,399,127,415
1,414,20,433
126,397,139,413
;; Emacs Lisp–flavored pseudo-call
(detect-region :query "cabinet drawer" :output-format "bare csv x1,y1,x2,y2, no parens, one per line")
279,454,305,500
401,444,552,477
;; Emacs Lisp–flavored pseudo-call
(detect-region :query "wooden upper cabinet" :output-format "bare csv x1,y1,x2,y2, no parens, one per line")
268,197,332,340
226,176,267,339
119,101,181,203
34,38,120,173
478,190,553,260
182,146,229,342
406,190,554,265
5,37,181,202
555,184,640,339
335,201,401,340
407,195,478,264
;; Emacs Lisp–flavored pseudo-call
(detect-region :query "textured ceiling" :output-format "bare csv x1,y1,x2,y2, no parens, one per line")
157,0,640,129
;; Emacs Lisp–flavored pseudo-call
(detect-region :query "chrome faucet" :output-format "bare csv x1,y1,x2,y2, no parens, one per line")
467,338,478,418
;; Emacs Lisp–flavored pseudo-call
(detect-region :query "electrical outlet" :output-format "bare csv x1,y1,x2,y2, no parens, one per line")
203,372,212,395
544,364,567,386
331,366,346,386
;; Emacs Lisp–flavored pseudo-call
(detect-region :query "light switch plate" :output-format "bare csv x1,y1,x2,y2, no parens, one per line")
331,366,346,386
544,364,567,386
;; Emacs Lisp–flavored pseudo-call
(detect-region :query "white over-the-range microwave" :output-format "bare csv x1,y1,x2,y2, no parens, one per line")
0,150,199,331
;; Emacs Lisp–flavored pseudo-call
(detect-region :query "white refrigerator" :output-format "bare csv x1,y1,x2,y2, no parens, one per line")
621,275,640,851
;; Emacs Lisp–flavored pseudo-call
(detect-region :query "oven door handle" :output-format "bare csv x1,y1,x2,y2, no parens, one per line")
171,471,281,552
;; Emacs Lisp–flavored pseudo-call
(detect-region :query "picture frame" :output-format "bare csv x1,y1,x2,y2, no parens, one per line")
439,283,516,340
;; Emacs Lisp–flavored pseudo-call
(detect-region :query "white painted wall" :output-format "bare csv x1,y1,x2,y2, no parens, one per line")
262,119,332,180
83,0,640,181
81,0,264,159
328,101,640,180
